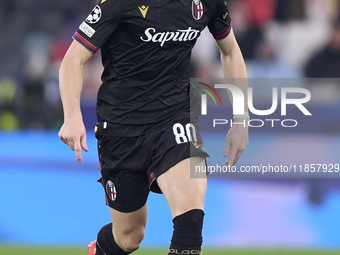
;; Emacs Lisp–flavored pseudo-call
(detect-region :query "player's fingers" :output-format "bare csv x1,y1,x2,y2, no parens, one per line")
60,137,68,145
233,150,243,166
74,140,82,163
58,132,67,145
226,149,237,168
81,134,89,152
223,139,231,157
228,143,246,167
68,139,75,151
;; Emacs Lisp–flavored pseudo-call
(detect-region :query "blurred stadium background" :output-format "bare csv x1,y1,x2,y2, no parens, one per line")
1,0,340,253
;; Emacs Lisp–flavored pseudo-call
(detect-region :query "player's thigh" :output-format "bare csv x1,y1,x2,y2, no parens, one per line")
109,203,147,243
157,157,207,218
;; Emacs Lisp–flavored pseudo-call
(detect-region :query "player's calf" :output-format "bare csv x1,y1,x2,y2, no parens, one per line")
168,209,204,255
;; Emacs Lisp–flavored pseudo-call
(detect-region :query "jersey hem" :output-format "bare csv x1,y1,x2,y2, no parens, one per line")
73,32,98,53
213,24,232,40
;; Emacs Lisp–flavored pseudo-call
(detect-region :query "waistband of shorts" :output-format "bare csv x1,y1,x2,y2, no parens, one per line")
95,117,198,138
95,121,152,137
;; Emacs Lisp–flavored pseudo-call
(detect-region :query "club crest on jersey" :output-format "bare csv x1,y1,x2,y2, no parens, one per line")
106,180,116,201
192,0,203,20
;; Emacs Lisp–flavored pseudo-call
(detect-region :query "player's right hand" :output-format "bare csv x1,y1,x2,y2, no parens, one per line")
58,119,89,163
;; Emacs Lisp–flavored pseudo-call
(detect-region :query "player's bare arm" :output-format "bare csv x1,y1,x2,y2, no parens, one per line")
216,28,249,167
58,40,93,163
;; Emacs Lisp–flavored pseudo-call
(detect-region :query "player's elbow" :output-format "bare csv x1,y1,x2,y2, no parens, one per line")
220,42,242,63
59,51,85,74
59,40,93,74
58,53,85,86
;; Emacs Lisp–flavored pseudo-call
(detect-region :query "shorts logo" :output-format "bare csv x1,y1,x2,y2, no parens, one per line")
106,180,117,201
79,22,96,37
86,5,102,24
192,141,201,149
192,0,203,20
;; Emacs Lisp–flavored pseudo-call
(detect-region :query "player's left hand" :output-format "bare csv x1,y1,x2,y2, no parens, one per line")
58,118,89,163
224,120,249,168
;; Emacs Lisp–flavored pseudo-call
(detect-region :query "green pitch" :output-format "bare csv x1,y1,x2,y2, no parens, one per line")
0,245,339,255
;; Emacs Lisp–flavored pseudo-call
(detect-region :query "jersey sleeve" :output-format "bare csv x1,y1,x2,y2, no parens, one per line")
207,0,232,40
72,0,122,53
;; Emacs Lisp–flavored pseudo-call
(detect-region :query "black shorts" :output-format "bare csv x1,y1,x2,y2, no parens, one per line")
95,118,209,213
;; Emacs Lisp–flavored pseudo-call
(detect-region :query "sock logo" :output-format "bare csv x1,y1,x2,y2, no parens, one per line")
168,249,201,254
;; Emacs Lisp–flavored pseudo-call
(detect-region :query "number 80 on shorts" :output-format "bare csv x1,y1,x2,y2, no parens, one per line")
173,123,198,144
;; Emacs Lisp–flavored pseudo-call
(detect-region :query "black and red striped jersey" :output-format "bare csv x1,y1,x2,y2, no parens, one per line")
73,0,231,134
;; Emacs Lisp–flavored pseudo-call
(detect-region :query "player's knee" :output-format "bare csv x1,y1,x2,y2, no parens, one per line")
174,209,204,230
117,239,141,253
171,209,204,247
115,226,145,252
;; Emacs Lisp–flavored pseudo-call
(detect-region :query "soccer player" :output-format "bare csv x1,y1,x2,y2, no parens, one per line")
58,0,248,254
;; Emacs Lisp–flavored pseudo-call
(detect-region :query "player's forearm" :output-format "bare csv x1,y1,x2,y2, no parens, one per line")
220,44,248,113
59,40,93,122
59,57,85,122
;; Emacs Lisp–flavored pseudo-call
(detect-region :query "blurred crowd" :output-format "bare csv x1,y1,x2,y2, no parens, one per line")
1,0,340,130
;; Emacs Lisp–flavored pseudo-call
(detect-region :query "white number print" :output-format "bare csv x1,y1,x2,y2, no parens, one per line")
173,123,198,144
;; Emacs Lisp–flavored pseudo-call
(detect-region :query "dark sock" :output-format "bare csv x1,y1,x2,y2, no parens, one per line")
168,209,204,255
96,223,130,255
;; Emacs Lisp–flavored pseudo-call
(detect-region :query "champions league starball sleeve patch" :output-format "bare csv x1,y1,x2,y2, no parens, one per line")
73,0,122,53
86,5,102,24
